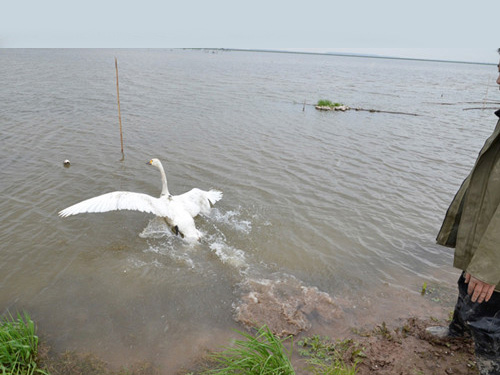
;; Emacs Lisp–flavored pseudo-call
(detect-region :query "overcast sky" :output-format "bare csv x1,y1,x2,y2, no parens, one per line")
1,0,498,63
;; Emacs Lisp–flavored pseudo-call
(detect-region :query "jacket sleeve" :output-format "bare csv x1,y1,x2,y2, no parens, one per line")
466,204,500,286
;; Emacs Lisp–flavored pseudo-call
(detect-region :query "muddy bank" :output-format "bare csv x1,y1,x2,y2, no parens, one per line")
341,318,478,375
38,317,479,375
180,317,478,375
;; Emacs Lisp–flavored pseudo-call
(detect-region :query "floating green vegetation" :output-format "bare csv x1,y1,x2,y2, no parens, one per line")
317,100,344,108
419,281,455,306
298,335,363,375
204,325,295,375
421,282,428,296
0,312,45,375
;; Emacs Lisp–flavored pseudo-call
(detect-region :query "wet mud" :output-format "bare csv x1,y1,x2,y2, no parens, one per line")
345,318,478,375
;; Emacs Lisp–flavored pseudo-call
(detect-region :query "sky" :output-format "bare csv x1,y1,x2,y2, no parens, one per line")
1,0,499,63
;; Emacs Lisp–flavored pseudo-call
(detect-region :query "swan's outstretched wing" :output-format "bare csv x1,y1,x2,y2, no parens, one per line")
59,191,164,217
174,189,223,217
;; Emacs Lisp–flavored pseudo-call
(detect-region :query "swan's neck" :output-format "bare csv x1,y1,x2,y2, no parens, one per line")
157,163,171,197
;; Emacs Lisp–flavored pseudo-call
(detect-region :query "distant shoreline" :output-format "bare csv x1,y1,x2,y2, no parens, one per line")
2,47,494,66
190,48,495,66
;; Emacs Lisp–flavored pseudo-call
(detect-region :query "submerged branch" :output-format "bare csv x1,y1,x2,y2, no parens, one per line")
351,107,420,116
297,101,420,116
313,104,419,116
424,101,500,106
463,107,500,111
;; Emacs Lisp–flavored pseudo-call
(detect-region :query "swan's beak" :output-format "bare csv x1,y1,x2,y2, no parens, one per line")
146,160,153,165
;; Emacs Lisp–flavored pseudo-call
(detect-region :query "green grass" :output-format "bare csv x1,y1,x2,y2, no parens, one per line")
0,312,45,375
305,358,358,375
317,100,344,108
205,326,295,375
298,336,361,375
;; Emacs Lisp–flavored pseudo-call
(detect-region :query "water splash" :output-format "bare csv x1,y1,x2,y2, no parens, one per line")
139,217,173,239
143,243,196,270
134,209,252,274
209,240,248,271
208,207,252,234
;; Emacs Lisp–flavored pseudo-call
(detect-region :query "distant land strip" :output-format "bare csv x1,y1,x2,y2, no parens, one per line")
189,48,495,66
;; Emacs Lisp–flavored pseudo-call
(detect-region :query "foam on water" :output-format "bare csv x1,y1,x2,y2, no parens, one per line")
208,207,253,234
134,207,253,273
209,240,248,271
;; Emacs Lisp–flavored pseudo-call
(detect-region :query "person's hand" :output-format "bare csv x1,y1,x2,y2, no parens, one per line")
465,272,495,303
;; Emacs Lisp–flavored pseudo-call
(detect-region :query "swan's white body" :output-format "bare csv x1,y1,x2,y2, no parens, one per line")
59,158,222,241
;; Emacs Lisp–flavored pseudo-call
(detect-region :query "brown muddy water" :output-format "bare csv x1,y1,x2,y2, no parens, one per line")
0,49,498,372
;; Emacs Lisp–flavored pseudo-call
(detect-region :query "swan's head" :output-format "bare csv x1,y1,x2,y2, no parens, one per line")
147,158,162,168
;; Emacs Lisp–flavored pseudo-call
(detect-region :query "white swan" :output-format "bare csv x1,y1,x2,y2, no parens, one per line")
59,158,223,241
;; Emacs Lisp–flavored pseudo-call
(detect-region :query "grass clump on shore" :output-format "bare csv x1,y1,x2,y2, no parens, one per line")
205,325,295,375
0,312,45,375
317,100,344,108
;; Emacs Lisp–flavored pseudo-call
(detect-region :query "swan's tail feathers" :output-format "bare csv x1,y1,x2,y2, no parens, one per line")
207,190,223,207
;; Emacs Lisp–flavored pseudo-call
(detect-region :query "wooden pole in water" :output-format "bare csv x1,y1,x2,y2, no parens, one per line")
115,57,125,160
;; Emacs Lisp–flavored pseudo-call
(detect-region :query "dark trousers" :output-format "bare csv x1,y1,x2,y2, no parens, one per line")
449,273,500,373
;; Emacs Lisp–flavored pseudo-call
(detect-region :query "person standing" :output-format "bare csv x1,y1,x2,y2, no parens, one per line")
429,49,500,375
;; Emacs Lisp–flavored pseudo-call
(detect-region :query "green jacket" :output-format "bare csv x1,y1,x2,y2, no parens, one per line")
436,111,500,291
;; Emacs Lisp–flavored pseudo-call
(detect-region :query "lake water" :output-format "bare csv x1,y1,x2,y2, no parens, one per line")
1,49,498,372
